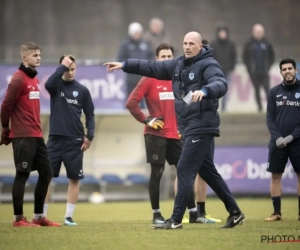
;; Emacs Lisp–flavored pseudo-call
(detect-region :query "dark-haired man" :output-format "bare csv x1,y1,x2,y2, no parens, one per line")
265,58,300,221
43,55,95,226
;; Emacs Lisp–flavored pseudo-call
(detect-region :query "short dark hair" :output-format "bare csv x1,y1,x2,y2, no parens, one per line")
279,58,296,70
155,43,174,57
202,39,209,45
59,54,76,64
20,42,41,54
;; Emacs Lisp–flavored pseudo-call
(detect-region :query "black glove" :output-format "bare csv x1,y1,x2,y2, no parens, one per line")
143,117,164,131
0,127,11,146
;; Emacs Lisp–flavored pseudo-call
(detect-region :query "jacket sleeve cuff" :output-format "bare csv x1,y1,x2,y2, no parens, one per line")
200,88,208,97
86,134,93,141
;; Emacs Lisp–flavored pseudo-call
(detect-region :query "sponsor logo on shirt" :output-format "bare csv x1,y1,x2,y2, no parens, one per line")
159,92,174,100
61,92,78,105
29,91,40,99
276,100,300,107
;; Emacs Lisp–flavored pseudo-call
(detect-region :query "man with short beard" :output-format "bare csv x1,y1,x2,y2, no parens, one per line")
266,58,300,222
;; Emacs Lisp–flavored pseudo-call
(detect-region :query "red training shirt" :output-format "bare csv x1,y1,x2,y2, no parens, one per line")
1,67,42,138
126,77,179,139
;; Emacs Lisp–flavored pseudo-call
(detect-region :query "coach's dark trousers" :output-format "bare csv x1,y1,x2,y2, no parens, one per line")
171,134,240,222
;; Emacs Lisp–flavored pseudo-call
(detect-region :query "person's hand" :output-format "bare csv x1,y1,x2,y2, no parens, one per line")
61,56,74,68
192,90,206,102
177,130,182,139
276,137,286,148
81,136,91,151
144,117,164,131
103,62,123,73
284,135,294,144
0,127,11,146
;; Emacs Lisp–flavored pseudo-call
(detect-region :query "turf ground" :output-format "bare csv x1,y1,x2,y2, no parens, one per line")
0,197,299,250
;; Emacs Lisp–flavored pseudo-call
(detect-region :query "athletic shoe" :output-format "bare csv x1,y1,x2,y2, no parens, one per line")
298,214,300,221
152,213,165,224
13,216,41,227
189,211,214,223
152,218,182,230
32,217,61,226
265,213,282,222
202,213,222,223
64,217,77,226
182,216,189,224
220,213,245,228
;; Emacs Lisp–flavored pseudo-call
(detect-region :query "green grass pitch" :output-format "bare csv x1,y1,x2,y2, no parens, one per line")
0,197,299,250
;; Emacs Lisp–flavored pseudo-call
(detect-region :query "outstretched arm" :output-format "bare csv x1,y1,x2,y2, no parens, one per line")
104,58,176,81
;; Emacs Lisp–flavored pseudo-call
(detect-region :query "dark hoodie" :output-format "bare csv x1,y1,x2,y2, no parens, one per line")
123,46,228,136
242,36,275,76
210,26,236,75
117,37,154,96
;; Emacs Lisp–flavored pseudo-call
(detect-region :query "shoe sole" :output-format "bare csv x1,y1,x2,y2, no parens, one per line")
264,219,282,222
220,216,246,229
13,225,41,227
152,220,165,225
152,226,183,230
239,217,245,225
64,223,77,226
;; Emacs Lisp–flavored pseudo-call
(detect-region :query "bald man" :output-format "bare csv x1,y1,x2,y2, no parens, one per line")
243,24,275,112
104,31,245,229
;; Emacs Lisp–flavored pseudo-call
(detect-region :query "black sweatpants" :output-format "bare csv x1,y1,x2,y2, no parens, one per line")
250,73,270,111
171,134,240,222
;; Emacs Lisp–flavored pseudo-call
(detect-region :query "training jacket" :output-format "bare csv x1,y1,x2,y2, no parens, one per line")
122,46,228,136
267,79,300,141
1,64,42,138
126,77,179,139
45,66,95,141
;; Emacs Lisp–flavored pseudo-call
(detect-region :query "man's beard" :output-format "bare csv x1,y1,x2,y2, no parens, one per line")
284,75,296,84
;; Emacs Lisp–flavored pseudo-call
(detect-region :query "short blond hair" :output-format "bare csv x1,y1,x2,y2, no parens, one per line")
20,42,41,55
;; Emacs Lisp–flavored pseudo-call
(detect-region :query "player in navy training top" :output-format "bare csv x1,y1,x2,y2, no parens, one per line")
265,58,300,222
43,55,95,226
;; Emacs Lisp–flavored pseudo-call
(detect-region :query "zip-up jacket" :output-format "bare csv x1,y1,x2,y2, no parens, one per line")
122,46,228,136
267,79,300,141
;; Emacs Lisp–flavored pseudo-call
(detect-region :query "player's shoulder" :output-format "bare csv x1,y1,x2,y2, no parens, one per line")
9,70,26,84
13,70,25,79
74,80,88,90
76,81,93,99
142,77,170,86
139,76,153,85
269,83,283,94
